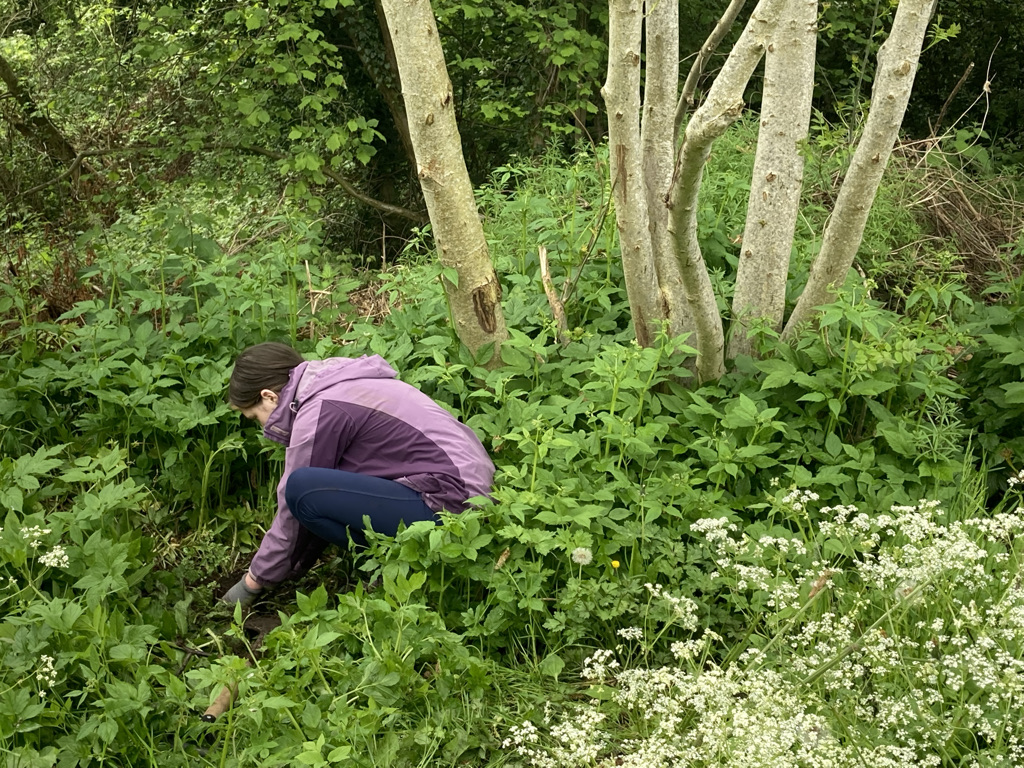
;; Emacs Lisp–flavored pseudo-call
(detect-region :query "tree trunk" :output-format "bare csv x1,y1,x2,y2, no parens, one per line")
667,0,787,382
602,0,662,347
641,0,695,344
0,52,83,175
728,0,817,360
369,0,418,169
378,0,508,362
783,0,938,338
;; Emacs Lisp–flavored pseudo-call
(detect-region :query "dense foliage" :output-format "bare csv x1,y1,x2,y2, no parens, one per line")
3,0,1023,260
2,112,1024,764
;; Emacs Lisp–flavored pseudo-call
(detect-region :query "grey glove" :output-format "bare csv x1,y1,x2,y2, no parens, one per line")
221,574,262,607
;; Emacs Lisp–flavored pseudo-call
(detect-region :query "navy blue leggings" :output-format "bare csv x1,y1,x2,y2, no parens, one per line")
285,467,437,546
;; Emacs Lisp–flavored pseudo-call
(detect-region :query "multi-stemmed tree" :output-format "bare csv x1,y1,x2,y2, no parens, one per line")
382,0,938,377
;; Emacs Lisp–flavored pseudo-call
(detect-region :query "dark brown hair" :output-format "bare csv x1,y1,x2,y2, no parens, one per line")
228,342,305,408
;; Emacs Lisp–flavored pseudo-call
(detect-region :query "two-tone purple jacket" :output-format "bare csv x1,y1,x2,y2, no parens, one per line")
248,355,495,585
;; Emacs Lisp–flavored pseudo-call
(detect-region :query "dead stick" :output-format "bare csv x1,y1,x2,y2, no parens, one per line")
201,682,238,722
932,62,974,139
201,660,251,722
538,245,569,346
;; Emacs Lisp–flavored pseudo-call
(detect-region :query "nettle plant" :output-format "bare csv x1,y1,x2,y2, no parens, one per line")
960,266,1024,485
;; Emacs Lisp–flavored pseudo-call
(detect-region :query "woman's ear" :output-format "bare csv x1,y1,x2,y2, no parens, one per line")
260,388,279,404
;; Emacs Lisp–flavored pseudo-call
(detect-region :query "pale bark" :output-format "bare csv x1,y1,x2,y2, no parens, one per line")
602,0,662,347
728,0,817,359
379,0,508,362
667,0,787,382
783,0,938,337
538,245,569,346
675,0,749,133
641,0,694,343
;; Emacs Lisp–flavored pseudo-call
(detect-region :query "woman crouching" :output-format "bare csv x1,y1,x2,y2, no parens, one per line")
221,342,494,606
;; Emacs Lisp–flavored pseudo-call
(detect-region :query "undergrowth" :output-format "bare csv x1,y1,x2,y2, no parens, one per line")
1,131,1023,766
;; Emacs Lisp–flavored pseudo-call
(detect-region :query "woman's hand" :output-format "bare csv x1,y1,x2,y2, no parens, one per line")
221,572,263,607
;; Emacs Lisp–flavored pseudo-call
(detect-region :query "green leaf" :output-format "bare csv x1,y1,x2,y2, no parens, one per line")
327,746,352,761
1002,382,1024,404
586,684,616,700
440,266,460,289
538,652,565,679
848,378,896,396
384,570,427,603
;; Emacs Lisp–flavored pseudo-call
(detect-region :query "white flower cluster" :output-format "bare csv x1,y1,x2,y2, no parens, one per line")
670,629,721,662
507,483,1024,768
818,503,858,530
23,525,51,549
781,488,819,512
756,536,807,557
39,544,70,569
502,710,606,768
582,649,619,682
1008,469,1024,488
36,655,57,696
690,517,741,556
509,662,850,768
570,547,593,566
856,503,989,593
617,626,643,641
965,508,1024,541
643,583,698,630
502,720,544,762
547,707,606,765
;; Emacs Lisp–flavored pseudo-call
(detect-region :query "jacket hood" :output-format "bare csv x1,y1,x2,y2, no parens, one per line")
262,355,398,445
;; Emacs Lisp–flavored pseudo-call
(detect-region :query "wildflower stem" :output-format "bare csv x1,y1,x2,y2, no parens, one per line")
745,585,827,673
801,581,927,687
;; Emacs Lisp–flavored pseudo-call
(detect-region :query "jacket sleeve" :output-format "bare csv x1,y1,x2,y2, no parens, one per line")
247,400,354,585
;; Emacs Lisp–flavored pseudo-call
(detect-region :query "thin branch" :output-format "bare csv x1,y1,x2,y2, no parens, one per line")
14,147,130,199
561,188,611,306
930,62,974,139
223,143,427,223
674,0,749,136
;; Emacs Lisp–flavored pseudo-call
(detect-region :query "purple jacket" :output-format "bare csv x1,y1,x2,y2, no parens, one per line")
248,355,495,585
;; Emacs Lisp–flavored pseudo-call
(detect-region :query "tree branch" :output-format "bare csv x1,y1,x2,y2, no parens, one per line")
784,0,939,338
674,0,749,136
0,51,93,179
223,143,427,223
668,0,787,382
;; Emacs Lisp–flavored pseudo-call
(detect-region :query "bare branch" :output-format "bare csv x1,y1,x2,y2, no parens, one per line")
225,144,427,223
930,62,974,139
674,0,749,136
